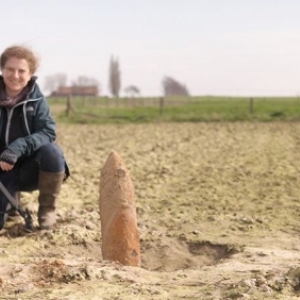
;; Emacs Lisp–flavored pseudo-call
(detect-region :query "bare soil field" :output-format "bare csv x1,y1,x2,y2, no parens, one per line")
1,122,300,300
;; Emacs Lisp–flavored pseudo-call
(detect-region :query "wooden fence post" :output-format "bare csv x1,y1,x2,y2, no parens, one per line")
159,97,164,116
249,98,254,115
66,95,74,116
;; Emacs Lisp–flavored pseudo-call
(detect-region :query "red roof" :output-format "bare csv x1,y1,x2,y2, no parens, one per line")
51,86,98,97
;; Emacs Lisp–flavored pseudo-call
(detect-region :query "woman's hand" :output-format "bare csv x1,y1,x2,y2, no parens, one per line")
0,149,17,170
0,161,14,171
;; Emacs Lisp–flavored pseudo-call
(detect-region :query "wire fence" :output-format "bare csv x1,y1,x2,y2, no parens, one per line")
48,96,300,122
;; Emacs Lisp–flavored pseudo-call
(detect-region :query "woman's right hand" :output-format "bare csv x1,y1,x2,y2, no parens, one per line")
0,161,14,171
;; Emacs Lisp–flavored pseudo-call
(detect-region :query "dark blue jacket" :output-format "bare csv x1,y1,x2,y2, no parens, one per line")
0,76,56,160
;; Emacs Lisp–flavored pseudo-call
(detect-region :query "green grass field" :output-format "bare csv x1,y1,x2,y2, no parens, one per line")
48,96,300,124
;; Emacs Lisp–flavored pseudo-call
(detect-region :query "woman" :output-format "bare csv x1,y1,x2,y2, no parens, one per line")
0,45,69,230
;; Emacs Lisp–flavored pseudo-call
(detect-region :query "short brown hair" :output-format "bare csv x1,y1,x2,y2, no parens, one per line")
0,45,39,74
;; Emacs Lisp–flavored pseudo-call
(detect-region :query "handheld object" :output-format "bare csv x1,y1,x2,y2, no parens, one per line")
0,181,33,232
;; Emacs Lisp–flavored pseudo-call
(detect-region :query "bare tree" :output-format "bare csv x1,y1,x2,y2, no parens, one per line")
44,73,67,94
109,56,121,98
71,76,101,95
162,76,190,97
72,76,99,87
44,76,56,94
56,73,68,88
124,85,140,98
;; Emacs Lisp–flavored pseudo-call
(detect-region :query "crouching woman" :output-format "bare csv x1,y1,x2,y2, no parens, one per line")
0,45,69,230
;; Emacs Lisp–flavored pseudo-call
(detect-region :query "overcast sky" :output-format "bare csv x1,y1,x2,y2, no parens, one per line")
1,0,300,96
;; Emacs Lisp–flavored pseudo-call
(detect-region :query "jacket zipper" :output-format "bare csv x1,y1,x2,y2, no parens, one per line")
4,97,43,146
5,108,13,146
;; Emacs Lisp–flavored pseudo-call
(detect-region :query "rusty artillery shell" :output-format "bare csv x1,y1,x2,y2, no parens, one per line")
99,151,140,267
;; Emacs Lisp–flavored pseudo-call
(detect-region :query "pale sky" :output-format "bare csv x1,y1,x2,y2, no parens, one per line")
1,0,300,96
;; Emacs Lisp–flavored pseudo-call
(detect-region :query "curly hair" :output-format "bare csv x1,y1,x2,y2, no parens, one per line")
0,45,39,74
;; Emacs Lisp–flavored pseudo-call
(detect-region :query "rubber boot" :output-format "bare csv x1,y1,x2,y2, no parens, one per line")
38,171,65,230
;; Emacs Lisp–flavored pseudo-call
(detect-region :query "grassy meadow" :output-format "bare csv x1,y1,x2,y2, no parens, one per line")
48,95,300,124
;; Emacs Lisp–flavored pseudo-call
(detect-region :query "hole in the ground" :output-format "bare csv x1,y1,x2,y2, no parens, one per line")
141,238,239,272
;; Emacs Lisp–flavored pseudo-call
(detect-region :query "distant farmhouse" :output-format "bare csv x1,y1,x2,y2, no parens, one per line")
50,86,99,97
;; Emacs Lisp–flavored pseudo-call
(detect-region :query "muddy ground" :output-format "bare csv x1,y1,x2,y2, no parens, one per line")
1,122,300,300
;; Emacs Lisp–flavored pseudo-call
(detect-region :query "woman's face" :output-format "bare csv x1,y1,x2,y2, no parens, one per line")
1,57,32,97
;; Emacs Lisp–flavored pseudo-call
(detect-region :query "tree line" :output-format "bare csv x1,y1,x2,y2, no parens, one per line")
44,56,190,97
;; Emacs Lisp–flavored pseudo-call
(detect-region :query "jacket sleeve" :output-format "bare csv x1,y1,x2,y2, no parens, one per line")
6,98,56,158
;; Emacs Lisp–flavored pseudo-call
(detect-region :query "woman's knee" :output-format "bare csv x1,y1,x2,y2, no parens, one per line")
37,143,65,172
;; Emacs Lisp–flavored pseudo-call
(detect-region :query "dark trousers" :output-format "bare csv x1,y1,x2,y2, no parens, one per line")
0,143,67,196
0,143,68,228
